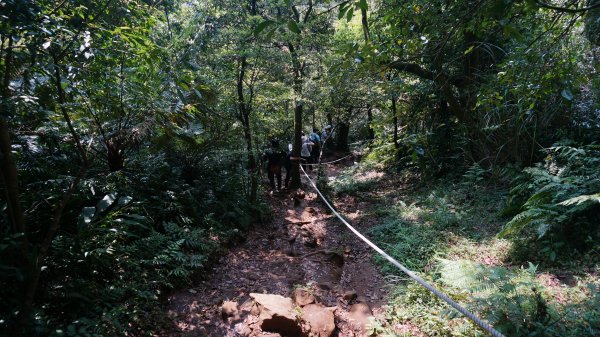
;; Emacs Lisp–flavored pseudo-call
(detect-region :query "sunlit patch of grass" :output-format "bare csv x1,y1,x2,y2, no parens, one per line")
330,165,383,197
340,160,512,273
331,159,600,336
444,237,512,266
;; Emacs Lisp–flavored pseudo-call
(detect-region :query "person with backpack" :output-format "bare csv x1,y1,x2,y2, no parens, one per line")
300,134,314,172
263,139,286,192
283,143,293,189
309,128,321,165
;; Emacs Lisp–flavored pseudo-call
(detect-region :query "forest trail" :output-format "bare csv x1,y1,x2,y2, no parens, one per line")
164,156,388,337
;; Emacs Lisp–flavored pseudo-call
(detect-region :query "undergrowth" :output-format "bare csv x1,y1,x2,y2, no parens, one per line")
332,152,599,336
0,132,268,336
501,143,600,264
330,164,380,197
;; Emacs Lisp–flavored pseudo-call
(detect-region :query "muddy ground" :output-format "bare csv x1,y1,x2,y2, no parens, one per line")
162,157,388,337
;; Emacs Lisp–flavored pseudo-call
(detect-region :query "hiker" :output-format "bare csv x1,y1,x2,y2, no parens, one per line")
263,139,286,191
300,135,313,172
309,128,321,165
283,143,292,188
321,126,329,141
322,125,333,150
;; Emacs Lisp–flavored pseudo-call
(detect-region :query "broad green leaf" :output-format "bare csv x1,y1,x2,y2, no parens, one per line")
502,23,523,41
524,0,538,9
559,193,600,206
118,196,133,206
266,28,276,41
78,207,96,228
254,20,275,36
464,45,475,55
346,7,354,21
287,20,300,34
338,3,349,20
97,193,117,213
490,0,508,16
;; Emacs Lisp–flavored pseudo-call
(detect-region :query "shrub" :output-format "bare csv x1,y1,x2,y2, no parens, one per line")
500,143,600,262
378,260,600,337
0,132,268,336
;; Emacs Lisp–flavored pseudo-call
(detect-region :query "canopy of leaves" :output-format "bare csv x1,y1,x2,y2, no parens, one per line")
0,0,598,335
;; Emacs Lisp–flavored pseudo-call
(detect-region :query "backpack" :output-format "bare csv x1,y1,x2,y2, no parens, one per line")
266,149,285,166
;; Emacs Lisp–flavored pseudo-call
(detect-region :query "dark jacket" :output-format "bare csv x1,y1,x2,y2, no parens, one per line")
264,149,285,167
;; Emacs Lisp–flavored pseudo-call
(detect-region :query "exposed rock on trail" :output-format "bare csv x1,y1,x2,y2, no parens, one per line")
163,160,387,337
301,304,336,337
250,293,302,336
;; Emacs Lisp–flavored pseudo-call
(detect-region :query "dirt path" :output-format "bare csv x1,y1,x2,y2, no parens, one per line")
163,158,387,337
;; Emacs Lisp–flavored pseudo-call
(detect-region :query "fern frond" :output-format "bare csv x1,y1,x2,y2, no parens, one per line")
558,193,600,206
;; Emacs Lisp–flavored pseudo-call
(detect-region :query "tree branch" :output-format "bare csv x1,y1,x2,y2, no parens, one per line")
316,0,351,16
16,163,89,336
303,0,314,23
388,61,465,87
52,57,88,165
535,0,600,13
292,5,301,22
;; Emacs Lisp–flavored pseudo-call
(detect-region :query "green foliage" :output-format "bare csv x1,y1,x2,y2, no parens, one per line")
330,164,379,197
41,220,213,336
364,148,598,337
501,143,600,262
463,163,488,186
379,260,600,337
438,260,550,335
1,130,267,335
371,215,443,272
2,0,600,335
363,142,398,169
370,191,464,271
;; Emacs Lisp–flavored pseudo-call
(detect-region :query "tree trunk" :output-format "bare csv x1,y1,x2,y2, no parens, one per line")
288,41,303,188
16,164,87,337
53,59,87,164
1,33,29,336
361,4,375,141
106,141,125,172
366,106,374,140
360,6,370,42
326,112,333,127
242,118,257,203
0,123,29,245
336,121,350,152
13,55,90,337
0,35,26,238
290,100,303,188
391,97,399,148
237,56,257,203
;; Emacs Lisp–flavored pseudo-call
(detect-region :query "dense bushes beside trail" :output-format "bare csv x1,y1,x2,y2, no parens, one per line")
0,132,267,336
501,143,600,264
371,258,600,337
332,139,599,336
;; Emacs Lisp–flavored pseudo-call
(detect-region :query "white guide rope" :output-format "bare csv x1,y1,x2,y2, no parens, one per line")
301,154,353,166
299,165,507,337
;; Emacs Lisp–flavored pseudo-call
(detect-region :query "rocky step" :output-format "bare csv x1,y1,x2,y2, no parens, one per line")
219,289,372,337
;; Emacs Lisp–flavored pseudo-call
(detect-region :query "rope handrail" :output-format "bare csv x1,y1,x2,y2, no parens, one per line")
299,165,507,337
302,154,353,166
